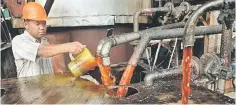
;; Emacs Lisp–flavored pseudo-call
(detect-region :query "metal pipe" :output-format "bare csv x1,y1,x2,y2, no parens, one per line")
133,7,169,32
159,0,162,7
218,0,235,73
181,1,223,100
96,37,111,56
133,5,200,33
44,0,55,16
217,0,235,94
99,22,186,66
118,25,223,98
217,79,226,94
144,68,182,86
101,33,140,65
128,25,223,66
183,0,223,47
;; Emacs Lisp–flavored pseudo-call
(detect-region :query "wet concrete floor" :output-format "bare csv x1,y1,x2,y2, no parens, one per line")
1,72,235,104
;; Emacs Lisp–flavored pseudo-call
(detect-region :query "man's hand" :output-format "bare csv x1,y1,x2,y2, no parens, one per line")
63,41,86,55
38,41,86,58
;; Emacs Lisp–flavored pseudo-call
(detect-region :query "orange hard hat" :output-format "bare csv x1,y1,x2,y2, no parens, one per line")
22,2,48,21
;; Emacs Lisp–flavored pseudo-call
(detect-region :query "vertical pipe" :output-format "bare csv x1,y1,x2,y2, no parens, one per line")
217,24,233,94
217,0,235,94
220,25,233,72
159,0,161,7
217,79,226,93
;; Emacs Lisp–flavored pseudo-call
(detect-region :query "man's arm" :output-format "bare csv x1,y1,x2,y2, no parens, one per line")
37,42,85,58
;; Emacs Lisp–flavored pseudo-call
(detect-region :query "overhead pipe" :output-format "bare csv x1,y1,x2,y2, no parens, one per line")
99,22,186,66
116,25,223,97
144,68,182,86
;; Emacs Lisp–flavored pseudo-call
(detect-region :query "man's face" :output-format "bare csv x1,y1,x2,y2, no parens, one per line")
24,20,47,39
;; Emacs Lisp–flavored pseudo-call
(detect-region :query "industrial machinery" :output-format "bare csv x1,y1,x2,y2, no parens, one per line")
1,0,235,104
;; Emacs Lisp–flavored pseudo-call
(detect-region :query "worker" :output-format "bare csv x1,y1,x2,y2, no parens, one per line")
12,2,85,77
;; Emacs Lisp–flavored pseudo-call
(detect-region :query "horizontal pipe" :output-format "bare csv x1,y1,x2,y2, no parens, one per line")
128,25,223,66
99,22,186,65
183,0,223,47
144,68,182,86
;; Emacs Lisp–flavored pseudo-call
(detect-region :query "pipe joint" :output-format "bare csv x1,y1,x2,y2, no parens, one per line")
97,37,112,56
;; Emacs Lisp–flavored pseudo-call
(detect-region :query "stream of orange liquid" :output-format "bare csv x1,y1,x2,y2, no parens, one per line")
116,64,135,97
96,56,115,86
181,47,192,104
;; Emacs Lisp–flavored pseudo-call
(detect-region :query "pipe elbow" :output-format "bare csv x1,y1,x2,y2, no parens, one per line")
101,39,115,58
97,37,110,56
144,73,155,86
183,0,223,47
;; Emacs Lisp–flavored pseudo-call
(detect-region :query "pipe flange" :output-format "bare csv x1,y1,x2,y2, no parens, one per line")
164,2,174,15
180,2,191,14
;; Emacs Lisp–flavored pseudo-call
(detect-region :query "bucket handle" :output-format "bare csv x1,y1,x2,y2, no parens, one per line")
69,47,86,61
69,53,75,60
